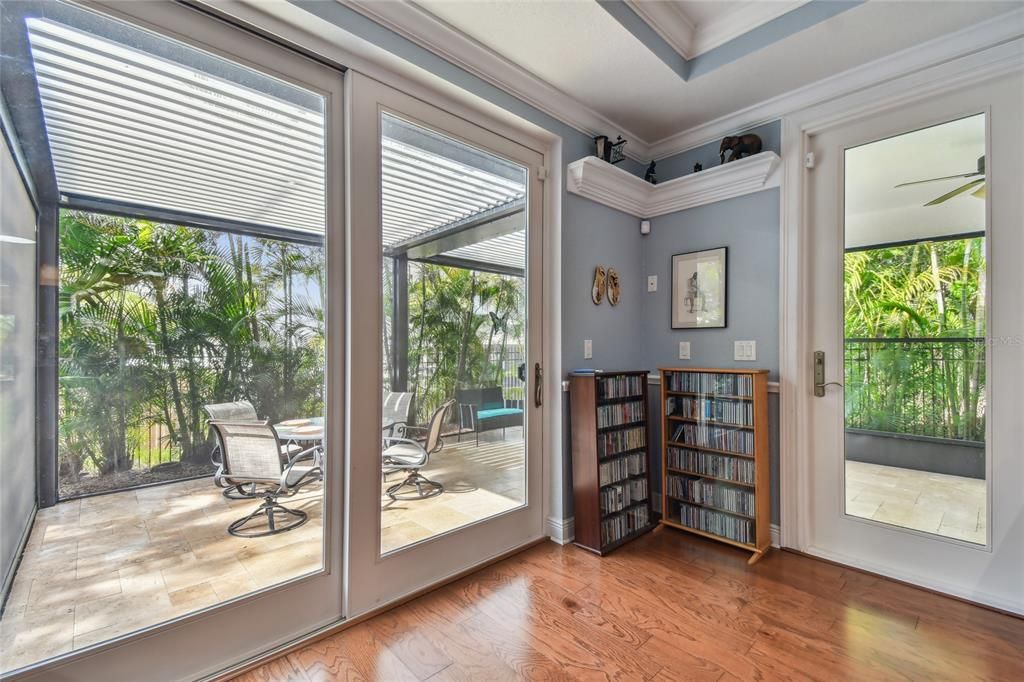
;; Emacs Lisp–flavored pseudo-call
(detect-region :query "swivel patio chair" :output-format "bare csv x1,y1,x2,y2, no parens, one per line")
382,399,454,501
209,419,322,537
382,391,415,439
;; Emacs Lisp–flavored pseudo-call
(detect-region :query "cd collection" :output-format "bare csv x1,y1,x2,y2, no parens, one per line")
599,451,646,486
667,446,754,484
670,422,753,454
674,501,753,544
597,374,644,400
667,396,752,426
665,371,753,397
600,477,649,515
597,400,645,428
666,474,755,516
601,502,650,546
597,426,646,457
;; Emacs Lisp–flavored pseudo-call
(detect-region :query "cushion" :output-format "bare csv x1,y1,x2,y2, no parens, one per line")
477,408,523,421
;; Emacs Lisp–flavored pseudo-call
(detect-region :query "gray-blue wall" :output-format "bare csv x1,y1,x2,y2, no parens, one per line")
655,121,782,182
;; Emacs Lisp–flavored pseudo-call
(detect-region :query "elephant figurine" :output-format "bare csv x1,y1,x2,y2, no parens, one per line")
719,134,763,163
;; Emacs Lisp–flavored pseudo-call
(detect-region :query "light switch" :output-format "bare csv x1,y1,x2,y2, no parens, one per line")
647,275,658,292
734,340,756,361
584,339,593,359
678,341,690,360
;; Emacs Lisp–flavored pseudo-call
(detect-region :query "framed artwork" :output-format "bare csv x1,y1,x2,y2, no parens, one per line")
671,247,727,329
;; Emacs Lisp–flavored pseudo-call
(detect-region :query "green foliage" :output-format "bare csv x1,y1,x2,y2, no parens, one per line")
58,211,325,488
389,262,524,422
844,238,986,441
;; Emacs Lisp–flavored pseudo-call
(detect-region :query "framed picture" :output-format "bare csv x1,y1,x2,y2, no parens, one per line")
671,247,727,329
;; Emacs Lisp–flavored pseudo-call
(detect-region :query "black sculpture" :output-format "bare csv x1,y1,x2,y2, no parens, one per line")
693,162,703,173
719,134,762,163
644,161,657,185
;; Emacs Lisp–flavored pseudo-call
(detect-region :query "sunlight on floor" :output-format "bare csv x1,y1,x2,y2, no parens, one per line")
0,479,323,673
845,460,986,544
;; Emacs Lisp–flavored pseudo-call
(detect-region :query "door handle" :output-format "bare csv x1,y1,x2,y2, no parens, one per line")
813,350,844,397
534,362,543,407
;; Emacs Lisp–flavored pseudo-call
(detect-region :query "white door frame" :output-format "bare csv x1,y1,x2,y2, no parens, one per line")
345,70,553,618
778,39,1024,609
15,1,347,680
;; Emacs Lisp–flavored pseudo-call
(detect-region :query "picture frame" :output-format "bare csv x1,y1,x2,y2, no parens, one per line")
671,247,727,329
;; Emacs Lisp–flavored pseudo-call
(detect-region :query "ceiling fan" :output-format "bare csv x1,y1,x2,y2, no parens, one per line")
894,156,985,206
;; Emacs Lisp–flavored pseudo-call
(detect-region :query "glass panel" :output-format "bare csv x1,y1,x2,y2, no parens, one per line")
843,114,987,544
379,113,528,554
1,2,326,672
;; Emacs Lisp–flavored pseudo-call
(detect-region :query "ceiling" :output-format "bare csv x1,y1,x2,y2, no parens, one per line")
368,0,1021,159
845,114,985,250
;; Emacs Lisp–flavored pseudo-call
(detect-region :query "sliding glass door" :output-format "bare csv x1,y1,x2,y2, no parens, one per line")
346,72,546,616
0,2,344,677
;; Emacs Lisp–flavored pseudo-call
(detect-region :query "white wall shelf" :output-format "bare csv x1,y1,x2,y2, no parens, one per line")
566,151,781,219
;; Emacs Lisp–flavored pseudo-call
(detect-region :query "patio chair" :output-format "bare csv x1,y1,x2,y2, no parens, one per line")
204,400,258,466
209,419,322,537
382,391,415,439
382,399,454,501
455,387,523,445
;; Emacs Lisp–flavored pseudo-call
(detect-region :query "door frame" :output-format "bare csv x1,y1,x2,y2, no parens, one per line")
7,2,347,679
345,70,551,618
778,41,1024,606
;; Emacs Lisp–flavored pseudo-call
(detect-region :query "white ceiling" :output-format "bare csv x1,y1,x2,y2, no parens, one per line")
407,0,1018,155
846,114,985,249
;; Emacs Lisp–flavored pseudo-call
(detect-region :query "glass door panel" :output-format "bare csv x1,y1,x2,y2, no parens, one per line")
843,115,987,545
379,113,528,554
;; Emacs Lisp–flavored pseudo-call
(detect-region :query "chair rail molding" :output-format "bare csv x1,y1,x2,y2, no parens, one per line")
567,151,780,218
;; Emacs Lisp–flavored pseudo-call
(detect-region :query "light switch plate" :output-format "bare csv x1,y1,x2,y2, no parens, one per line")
647,275,657,292
678,341,690,360
584,339,593,359
734,340,756,361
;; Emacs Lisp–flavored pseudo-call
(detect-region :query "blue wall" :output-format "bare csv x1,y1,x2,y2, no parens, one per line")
655,120,782,181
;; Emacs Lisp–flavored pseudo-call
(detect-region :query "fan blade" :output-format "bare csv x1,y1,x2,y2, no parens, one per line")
971,184,986,199
924,178,986,206
895,172,982,188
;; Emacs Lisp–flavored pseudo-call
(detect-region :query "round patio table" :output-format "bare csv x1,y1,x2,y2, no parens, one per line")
274,417,325,469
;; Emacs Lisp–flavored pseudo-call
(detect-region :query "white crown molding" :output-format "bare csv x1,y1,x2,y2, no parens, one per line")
341,0,654,160
647,7,1024,159
623,0,696,59
692,1,810,56
567,151,780,219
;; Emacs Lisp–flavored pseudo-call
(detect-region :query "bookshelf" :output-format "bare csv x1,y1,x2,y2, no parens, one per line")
569,370,655,555
659,367,771,564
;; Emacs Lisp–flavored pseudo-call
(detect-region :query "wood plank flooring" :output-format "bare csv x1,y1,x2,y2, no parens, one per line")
235,528,1024,681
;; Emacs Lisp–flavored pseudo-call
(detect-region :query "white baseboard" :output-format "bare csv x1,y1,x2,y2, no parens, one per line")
546,516,575,545
771,523,780,548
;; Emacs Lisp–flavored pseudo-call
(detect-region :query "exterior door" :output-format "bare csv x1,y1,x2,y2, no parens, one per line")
1,2,345,678
346,72,545,617
803,73,1023,613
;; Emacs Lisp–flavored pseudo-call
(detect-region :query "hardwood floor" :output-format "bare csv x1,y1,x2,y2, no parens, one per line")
235,528,1024,681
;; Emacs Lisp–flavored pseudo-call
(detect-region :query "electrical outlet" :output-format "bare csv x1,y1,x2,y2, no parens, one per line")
734,340,756,361
584,339,592,359
678,341,690,360
647,275,658,292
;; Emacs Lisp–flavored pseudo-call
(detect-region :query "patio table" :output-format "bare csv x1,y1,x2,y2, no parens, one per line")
275,417,325,469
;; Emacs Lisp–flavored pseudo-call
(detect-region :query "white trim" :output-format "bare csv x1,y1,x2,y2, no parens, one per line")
567,152,779,219
646,8,1024,159
623,0,696,59
339,0,654,160
692,2,810,57
770,523,781,549
806,545,1024,615
546,515,575,545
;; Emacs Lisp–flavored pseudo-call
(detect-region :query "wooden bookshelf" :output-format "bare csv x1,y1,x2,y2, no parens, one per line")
659,367,771,564
569,370,655,555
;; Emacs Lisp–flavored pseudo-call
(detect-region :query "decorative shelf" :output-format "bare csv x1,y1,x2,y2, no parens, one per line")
566,151,780,219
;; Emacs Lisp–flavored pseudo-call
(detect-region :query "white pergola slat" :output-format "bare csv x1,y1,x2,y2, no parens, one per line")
28,17,527,272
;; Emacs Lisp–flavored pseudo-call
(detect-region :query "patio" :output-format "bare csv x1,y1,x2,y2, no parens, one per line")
845,460,986,545
0,430,522,671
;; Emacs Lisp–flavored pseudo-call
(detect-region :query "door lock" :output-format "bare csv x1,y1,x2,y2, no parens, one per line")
813,350,843,397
